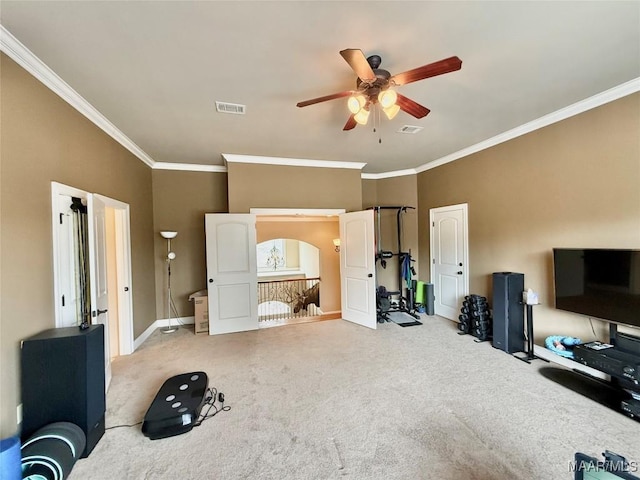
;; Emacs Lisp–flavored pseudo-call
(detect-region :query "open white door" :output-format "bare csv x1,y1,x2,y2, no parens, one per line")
205,214,258,335
87,194,112,390
339,210,377,329
430,204,469,320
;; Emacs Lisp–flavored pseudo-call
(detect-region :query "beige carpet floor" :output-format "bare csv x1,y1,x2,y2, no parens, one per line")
68,315,640,479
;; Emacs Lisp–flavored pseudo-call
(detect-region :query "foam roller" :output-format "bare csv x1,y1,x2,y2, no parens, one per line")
21,422,85,480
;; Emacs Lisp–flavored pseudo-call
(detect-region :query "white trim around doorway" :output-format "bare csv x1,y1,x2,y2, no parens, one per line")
50,183,135,355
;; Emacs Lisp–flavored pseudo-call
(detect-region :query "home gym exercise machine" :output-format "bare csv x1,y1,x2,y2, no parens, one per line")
369,206,420,323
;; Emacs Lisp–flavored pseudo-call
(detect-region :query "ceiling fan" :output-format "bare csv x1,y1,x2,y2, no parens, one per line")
296,49,462,130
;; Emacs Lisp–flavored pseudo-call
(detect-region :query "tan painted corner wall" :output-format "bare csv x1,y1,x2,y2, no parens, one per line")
152,170,228,318
227,163,362,213
418,93,640,344
361,179,378,209
0,54,157,437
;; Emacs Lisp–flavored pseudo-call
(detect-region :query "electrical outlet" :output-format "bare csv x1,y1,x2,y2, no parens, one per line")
17,403,22,424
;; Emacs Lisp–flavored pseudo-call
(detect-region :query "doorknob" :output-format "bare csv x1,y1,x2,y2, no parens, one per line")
209,278,214,283
457,271,463,275
459,262,463,266
92,309,108,317
367,273,373,278
124,286,129,292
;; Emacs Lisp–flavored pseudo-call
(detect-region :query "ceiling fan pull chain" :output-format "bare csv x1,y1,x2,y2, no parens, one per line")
377,105,382,143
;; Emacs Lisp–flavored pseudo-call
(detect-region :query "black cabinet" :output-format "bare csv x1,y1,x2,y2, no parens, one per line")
21,325,105,457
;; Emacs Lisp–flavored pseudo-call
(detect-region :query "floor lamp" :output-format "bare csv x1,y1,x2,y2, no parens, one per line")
160,231,178,334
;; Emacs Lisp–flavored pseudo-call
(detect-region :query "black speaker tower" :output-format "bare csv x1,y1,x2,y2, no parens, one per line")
492,272,525,354
21,325,106,457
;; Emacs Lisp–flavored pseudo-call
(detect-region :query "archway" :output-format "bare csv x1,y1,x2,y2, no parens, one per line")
256,238,322,326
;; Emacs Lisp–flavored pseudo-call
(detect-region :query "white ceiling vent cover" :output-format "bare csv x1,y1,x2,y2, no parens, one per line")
398,125,423,134
215,101,246,115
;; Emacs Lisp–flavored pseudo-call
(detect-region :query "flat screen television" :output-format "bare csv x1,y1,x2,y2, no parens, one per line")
553,248,640,329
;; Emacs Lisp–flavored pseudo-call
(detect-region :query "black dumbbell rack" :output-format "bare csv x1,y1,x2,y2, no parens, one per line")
458,294,492,342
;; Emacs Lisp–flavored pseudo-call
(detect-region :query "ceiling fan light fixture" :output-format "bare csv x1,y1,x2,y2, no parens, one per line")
378,89,397,109
347,94,367,114
383,103,401,120
354,108,370,125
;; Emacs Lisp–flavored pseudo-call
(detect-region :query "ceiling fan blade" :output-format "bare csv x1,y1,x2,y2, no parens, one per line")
339,49,376,82
391,56,462,86
343,115,357,131
296,91,352,108
396,93,430,119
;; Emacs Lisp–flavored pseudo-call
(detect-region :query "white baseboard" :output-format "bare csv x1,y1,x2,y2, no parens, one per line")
156,315,194,327
133,316,195,351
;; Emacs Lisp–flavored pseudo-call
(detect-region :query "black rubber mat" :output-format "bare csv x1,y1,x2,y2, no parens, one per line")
395,321,423,327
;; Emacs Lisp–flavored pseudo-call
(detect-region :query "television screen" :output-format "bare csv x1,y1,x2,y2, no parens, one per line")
553,249,640,329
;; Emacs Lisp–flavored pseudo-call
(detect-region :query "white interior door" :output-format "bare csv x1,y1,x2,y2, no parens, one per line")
205,214,258,335
339,210,377,329
88,194,112,390
55,194,80,327
430,204,469,320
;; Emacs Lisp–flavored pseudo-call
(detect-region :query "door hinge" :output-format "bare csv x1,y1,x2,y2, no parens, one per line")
61,294,65,307
59,213,64,224
432,221,435,227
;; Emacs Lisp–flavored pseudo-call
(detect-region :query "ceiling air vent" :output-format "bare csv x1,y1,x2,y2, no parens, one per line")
397,125,423,134
215,101,246,115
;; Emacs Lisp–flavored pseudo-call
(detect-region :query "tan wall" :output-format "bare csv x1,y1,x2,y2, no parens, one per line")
152,170,228,318
227,163,362,213
0,54,157,437
374,176,420,295
256,221,341,312
361,179,378,209
417,93,640,344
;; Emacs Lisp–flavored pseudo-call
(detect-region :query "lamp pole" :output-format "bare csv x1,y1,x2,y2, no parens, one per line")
160,231,178,334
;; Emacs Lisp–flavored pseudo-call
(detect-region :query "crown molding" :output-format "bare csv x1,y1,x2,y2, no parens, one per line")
3,22,636,178
361,169,417,180
223,154,366,170
152,162,227,172
415,77,640,173
0,25,157,168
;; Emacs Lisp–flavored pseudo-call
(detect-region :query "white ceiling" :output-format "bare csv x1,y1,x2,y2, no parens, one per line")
1,1,639,175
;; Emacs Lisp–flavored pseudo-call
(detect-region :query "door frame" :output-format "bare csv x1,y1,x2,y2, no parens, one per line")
51,182,134,355
94,194,134,355
429,203,470,318
251,207,346,319
250,208,345,216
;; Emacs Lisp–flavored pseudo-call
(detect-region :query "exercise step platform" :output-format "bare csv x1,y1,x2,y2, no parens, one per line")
142,371,208,440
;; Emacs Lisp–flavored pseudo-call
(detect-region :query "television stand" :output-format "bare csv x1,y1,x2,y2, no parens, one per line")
537,339,640,422
539,366,629,411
